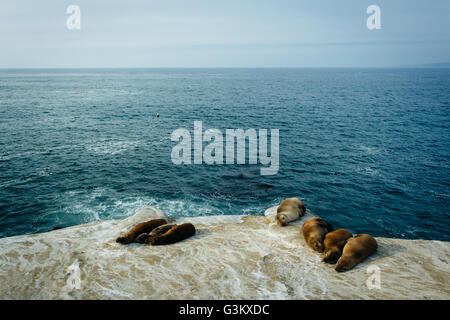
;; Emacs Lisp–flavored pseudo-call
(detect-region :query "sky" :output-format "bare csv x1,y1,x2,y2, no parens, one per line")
0,0,449,68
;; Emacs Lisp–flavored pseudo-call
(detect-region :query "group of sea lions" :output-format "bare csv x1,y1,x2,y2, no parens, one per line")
276,197,378,272
116,197,377,272
116,218,196,245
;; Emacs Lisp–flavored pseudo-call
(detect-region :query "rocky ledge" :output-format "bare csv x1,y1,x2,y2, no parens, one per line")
0,206,448,299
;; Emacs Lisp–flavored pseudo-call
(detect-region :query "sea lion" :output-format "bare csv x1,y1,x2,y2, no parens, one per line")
116,218,167,244
302,217,333,252
275,198,306,226
335,234,378,272
144,223,196,245
135,224,176,243
322,229,353,264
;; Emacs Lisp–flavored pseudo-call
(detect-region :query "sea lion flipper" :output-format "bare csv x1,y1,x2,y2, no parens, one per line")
149,224,177,237
135,233,150,243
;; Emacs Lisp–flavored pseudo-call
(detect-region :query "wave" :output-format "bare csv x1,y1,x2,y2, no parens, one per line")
85,140,140,155
44,188,279,232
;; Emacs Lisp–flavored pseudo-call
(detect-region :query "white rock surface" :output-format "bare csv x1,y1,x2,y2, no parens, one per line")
0,206,448,299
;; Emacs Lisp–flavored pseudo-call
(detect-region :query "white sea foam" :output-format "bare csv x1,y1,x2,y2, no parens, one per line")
359,145,382,155
175,215,245,225
0,145,75,162
357,167,381,177
85,140,140,155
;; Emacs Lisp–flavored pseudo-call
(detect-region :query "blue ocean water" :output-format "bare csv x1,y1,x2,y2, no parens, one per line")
0,68,449,240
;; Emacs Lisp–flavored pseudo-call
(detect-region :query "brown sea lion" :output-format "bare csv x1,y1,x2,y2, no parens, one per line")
135,224,176,243
144,223,196,245
302,217,333,252
116,218,167,244
335,234,378,272
275,198,306,226
322,229,353,264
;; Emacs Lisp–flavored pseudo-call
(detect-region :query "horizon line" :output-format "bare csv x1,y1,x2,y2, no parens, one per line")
1,65,449,70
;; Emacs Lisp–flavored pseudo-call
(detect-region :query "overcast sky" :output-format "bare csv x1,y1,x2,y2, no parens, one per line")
1,0,449,68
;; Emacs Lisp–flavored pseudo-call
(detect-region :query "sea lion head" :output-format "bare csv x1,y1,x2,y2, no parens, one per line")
116,234,133,244
335,257,354,272
299,203,306,215
322,249,341,264
312,240,324,252
275,214,288,226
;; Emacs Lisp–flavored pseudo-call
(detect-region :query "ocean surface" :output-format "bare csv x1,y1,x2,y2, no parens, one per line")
0,68,449,240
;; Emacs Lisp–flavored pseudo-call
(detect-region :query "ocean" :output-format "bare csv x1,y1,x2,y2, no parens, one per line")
0,68,449,240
